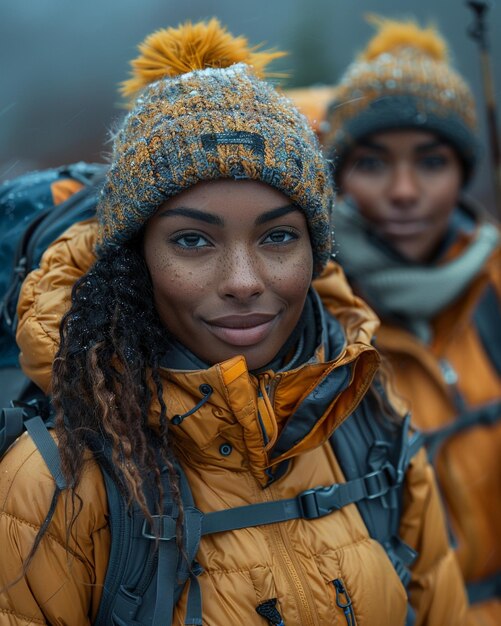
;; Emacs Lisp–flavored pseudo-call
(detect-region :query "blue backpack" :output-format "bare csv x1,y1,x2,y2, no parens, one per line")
0,162,106,368
0,163,422,625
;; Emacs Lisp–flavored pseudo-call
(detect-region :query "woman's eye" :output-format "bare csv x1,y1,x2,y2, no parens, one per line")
262,229,298,245
354,155,386,173
419,155,448,170
172,233,211,248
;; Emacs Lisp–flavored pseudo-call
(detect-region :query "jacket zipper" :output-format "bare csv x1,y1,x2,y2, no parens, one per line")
332,579,357,626
266,374,281,407
264,484,319,625
256,373,281,448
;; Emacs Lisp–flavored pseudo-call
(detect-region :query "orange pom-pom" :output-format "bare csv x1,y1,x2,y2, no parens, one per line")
121,18,286,102
362,15,448,62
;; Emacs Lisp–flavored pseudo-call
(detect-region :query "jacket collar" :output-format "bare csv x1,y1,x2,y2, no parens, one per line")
156,289,379,486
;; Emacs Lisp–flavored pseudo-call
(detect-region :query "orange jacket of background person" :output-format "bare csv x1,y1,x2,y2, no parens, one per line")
315,199,501,624
0,219,470,626
316,15,501,625
371,203,501,615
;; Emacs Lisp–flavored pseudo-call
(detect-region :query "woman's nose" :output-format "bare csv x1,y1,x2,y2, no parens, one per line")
388,164,420,207
217,247,265,302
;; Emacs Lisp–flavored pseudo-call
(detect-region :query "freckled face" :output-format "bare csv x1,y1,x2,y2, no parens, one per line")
143,179,313,370
339,130,463,262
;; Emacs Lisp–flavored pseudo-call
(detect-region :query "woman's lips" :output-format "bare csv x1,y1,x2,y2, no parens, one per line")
203,314,279,347
378,219,431,237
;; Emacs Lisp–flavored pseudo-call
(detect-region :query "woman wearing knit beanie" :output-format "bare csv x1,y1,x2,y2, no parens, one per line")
0,19,468,625
322,16,501,626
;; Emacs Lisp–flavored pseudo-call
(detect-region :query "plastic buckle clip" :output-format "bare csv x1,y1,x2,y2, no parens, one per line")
297,484,341,519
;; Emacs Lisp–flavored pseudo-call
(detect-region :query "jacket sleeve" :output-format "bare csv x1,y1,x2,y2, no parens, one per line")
400,446,472,626
16,218,98,394
0,433,109,625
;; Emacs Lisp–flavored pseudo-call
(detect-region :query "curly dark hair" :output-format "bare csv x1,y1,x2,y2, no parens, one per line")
51,243,182,531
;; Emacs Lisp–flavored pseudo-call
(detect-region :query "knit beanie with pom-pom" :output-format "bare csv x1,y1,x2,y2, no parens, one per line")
324,16,479,181
97,18,334,276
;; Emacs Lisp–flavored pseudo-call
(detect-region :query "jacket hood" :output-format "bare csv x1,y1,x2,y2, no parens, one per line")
16,218,380,484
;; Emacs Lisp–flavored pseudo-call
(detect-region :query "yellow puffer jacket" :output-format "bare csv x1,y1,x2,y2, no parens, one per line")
320,213,501,626
0,220,469,625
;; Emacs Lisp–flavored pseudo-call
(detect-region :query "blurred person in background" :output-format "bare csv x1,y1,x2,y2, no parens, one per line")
322,16,501,625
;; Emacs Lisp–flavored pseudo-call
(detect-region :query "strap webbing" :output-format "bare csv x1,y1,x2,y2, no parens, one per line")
152,538,180,626
467,569,501,605
143,465,397,541
424,402,501,462
398,414,425,474
184,571,203,626
201,465,396,535
24,416,66,489
473,284,501,376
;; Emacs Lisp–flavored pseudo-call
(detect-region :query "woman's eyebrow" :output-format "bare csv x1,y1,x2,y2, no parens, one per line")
357,138,388,153
158,204,298,226
414,140,447,153
157,207,224,225
255,204,298,225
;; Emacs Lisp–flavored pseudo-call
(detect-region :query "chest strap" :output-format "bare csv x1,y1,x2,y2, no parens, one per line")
467,569,501,605
142,467,388,543
423,401,501,462
144,426,423,540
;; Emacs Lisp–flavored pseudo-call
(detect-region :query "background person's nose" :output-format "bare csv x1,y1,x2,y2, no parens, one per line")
388,164,420,208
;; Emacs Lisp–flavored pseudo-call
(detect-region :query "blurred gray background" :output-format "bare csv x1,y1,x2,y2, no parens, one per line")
1,0,500,212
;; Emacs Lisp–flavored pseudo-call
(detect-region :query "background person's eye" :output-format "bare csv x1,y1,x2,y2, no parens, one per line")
419,155,448,170
262,229,298,245
354,155,386,173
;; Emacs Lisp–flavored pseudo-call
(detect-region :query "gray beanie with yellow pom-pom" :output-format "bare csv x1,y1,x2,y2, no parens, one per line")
97,19,334,276
324,17,479,181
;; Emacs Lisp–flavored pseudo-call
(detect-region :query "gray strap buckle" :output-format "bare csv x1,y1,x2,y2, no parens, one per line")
141,515,177,541
363,466,395,499
297,465,396,519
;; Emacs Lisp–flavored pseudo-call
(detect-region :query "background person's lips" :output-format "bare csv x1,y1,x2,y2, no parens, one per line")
378,219,432,237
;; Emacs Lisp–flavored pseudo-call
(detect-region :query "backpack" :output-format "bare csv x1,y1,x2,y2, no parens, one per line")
0,163,423,625
0,162,107,406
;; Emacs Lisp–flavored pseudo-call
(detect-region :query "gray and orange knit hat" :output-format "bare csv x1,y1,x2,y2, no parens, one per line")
97,19,334,275
324,17,479,181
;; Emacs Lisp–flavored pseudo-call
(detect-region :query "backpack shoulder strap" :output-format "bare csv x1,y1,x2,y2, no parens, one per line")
331,398,422,626
421,282,501,606
474,282,501,376
91,441,203,626
330,398,422,590
24,415,66,490
424,400,501,462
